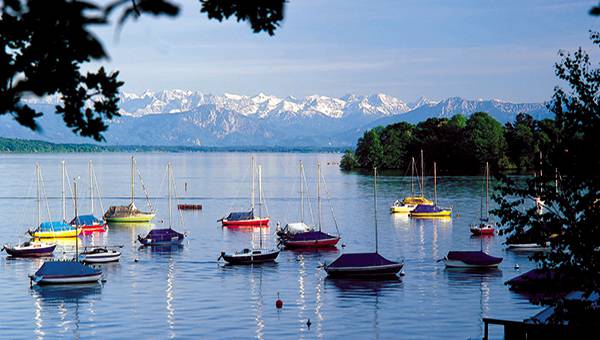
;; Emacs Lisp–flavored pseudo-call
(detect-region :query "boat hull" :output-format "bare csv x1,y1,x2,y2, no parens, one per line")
31,273,103,285
390,205,414,214
3,244,56,257
325,263,403,278
222,251,279,265
506,243,550,251
105,214,155,223
30,229,78,238
138,238,184,247
410,211,452,218
221,218,270,228
283,237,340,249
81,253,121,263
470,227,495,236
444,260,501,268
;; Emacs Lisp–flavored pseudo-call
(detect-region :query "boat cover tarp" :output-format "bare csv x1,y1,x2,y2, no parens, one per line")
70,215,102,225
328,253,397,268
225,211,254,221
38,221,75,232
446,251,502,266
34,261,100,276
284,222,312,234
412,204,447,213
145,228,184,241
287,231,337,241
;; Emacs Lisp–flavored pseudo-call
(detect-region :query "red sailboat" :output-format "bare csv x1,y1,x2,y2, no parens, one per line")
470,162,495,236
220,157,269,228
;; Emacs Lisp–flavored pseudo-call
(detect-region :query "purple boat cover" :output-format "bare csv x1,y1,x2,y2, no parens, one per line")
328,253,398,268
146,228,184,241
447,251,502,266
35,261,101,276
288,231,337,241
412,204,446,213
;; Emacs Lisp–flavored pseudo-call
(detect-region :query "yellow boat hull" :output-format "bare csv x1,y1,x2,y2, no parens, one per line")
390,205,414,214
30,229,79,238
410,211,452,218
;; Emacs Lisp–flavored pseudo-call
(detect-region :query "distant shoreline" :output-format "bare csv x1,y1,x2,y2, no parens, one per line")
0,137,347,153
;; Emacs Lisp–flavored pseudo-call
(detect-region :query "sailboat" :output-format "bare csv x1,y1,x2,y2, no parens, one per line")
138,162,185,246
409,162,452,218
470,162,495,236
324,168,403,278
104,156,155,223
220,157,270,228
29,178,103,285
391,151,433,213
279,162,341,249
71,161,106,234
219,165,280,264
276,161,313,237
28,163,78,239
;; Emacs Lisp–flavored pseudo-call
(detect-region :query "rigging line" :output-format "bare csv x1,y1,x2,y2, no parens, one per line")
152,164,168,215
258,165,270,217
320,171,341,236
64,166,75,216
301,164,316,227
170,165,185,228
92,165,105,215
17,171,35,238
38,166,53,223
135,166,153,210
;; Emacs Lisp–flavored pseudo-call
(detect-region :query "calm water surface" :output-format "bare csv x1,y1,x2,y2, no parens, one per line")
0,153,541,339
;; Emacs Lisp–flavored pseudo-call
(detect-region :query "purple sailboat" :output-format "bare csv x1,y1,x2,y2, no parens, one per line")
443,251,502,268
2,241,56,258
324,168,403,278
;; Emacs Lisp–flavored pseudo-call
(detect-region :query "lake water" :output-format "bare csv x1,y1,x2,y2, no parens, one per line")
0,153,541,339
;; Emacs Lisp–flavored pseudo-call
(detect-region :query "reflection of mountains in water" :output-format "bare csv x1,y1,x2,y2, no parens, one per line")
31,283,102,304
325,276,403,295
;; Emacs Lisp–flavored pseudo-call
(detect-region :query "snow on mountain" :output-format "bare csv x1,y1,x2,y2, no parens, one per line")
4,90,552,147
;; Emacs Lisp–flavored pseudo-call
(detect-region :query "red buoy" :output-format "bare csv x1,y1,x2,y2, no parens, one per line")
276,292,283,309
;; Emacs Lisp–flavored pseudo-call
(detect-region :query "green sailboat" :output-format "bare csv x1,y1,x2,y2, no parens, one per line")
104,156,155,223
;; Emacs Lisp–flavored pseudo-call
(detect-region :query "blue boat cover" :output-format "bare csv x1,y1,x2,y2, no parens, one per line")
328,253,398,268
446,251,502,266
70,215,102,225
34,260,101,276
412,204,447,213
38,221,75,232
287,231,337,241
146,228,184,241
225,210,254,221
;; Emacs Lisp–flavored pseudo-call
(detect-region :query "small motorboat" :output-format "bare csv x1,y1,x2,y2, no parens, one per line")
138,228,185,247
29,260,102,285
443,251,502,268
178,204,202,210
219,248,280,265
324,252,404,278
79,247,121,263
505,228,552,251
390,196,432,213
2,240,56,258
470,219,495,236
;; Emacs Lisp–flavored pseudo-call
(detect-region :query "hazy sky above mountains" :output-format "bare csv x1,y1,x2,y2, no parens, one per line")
93,0,598,103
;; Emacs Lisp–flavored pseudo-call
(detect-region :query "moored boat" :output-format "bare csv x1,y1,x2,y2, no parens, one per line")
470,219,495,235
2,241,56,258
324,168,402,278
104,156,155,223
470,162,495,236
29,221,78,239
178,203,202,210
409,162,451,218
391,153,433,213
79,247,121,263
219,248,280,265
443,251,502,268
71,215,107,234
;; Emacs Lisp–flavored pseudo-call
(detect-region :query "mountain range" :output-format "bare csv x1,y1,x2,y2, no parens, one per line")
4,90,552,147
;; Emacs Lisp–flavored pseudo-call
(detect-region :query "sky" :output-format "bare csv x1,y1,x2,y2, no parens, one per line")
93,0,599,103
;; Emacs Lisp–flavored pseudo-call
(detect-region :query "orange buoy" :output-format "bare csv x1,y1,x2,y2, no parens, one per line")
275,292,283,309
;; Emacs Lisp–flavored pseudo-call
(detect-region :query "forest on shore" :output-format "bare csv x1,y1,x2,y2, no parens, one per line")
340,112,557,174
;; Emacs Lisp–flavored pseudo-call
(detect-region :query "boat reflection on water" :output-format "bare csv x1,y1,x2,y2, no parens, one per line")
31,283,102,338
166,256,176,338
249,266,265,340
324,276,403,294
139,244,184,254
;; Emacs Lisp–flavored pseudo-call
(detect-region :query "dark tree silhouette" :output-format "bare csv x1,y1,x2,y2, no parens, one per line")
0,0,286,141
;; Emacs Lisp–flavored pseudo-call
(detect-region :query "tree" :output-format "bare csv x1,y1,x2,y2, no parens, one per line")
464,111,507,171
380,122,414,169
0,0,286,141
340,149,359,171
504,113,536,170
493,32,600,320
355,128,384,169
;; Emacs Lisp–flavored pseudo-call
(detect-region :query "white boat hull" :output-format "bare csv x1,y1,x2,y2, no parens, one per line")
81,253,121,263
506,243,550,251
444,260,500,268
33,273,103,284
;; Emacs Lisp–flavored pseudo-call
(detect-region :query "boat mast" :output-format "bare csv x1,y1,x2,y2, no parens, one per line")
433,162,437,205
485,162,489,220
168,162,172,229
37,163,41,228
61,160,66,222
74,178,79,259
374,167,379,253
317,162,322,232
420,149,424,197
89,160,94,215
258,165,263,227
131,156,135,205
411,157,415,197
251,156,255,212
300,161,304,223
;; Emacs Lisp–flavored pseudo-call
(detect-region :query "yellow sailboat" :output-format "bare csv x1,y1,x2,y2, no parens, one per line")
409,161,452,218
391,150,433,213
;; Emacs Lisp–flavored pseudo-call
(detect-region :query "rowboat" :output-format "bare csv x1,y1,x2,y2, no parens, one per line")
443,251,502,268
325,168,402,278
220,157,269,228
177,204,202,210
104,156,155,223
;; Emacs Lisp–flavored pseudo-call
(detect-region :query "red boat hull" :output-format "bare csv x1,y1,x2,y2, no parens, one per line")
221,218,270,228
470,227,495,236
283,237,340,249
79,224,107,235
